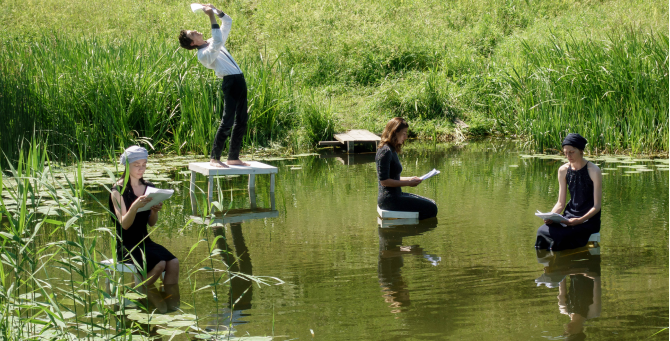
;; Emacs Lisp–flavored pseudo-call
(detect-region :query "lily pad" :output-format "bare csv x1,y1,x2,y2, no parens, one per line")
18,293,42,300
124,293,146,300
508,165,519,168
173,313,198,320
624,171,642,174
167,320,197,327
157,328,185,336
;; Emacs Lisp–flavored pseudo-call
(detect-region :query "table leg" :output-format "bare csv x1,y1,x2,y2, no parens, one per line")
208,175,214,205
249,188,257,209
347,141,354,153
270,174,275,193
248,174,256,191
190,171,197,215
270,191,276,211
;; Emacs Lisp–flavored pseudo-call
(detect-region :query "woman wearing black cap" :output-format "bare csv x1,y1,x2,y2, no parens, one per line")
535,133,602,251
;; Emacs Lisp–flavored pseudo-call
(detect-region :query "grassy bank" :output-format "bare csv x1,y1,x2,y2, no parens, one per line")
0,0,667,166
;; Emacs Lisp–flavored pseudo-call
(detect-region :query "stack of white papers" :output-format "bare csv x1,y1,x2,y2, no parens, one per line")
137,187,174,212
191,3,222,15
420,169,440,180
534,211,568,223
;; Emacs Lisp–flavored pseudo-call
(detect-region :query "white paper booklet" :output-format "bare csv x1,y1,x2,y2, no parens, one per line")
137,187,174,212
534,210,568,223
191,3,222,15
420,168,440,180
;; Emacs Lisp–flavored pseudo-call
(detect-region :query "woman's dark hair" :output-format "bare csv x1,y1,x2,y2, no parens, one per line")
379,117,409,152
178,30,197,50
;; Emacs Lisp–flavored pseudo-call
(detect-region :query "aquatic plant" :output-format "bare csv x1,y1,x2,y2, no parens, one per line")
0,140,282,340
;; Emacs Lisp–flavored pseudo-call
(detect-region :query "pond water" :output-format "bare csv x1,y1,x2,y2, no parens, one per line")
8,140,670,340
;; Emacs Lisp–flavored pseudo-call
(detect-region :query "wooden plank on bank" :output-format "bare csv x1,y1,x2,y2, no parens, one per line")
334,129,381,143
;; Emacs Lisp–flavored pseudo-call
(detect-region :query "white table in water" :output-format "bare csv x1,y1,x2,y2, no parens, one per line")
189,161,278,204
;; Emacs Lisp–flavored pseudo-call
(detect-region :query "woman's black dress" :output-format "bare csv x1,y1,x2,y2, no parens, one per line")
535,162,601,251
376,144,438,220
108,181,176,273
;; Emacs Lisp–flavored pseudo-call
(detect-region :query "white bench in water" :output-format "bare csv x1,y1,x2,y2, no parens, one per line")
588,233,600,244
189,161,278,204
100,259,165,306
377,206,419,219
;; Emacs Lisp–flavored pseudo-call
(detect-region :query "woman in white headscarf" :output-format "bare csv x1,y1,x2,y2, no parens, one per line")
108,146,179,287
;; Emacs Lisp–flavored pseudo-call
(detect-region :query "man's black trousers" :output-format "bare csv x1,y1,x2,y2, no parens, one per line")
210,73,248,161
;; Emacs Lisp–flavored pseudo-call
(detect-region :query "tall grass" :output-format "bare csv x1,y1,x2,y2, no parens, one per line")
0,0,668,162
493,29,669,154
0,35,332,169
0,139,281,340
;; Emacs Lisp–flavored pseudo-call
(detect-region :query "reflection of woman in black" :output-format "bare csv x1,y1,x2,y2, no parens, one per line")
376,117,438,220
535,247,601,340
378,219,438,314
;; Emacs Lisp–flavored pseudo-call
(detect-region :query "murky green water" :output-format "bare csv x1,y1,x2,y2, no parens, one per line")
20,141,670,340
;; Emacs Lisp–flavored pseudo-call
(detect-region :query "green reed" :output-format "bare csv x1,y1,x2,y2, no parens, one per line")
0,34,334,169
495,29,669,154
0,138,281,340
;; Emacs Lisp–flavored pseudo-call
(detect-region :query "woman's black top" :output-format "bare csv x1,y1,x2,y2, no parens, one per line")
109,181,155,253
108,181,176,270
564,161,601,224
376,144,402,199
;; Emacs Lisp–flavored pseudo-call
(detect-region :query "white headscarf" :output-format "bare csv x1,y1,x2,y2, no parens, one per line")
119,145,148,165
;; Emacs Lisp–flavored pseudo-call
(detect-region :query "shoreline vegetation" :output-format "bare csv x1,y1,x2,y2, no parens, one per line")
0,0,668,168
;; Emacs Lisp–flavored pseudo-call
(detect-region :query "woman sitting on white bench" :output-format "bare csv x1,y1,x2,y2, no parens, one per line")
108,146,179,288
535,133,602,251
375,117,437,220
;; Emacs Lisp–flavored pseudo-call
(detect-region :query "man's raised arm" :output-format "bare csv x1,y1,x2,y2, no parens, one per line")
199,5,225,64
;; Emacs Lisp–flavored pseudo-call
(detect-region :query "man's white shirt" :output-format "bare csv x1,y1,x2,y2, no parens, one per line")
196,14,242,78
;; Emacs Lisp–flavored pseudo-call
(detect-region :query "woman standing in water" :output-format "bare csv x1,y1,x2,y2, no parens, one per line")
535,133,602,251
109,146,179,288
375,117,437,220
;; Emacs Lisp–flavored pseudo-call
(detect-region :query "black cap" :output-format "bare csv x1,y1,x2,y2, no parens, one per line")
562,133,588,150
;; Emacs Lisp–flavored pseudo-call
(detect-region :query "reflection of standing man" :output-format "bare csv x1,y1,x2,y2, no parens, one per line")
178,4,249,168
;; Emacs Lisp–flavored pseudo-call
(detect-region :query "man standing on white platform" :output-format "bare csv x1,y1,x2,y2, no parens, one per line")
178,3,249,168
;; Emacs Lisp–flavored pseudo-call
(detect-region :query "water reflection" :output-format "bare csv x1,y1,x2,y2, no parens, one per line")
144,283,181,314
378,218,439,314
535,247,602,340
200,221,254,332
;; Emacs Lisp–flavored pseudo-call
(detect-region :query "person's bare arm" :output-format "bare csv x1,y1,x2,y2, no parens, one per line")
544,164,568,224
380,177,422,187
111,189,150,230
148,203,162,226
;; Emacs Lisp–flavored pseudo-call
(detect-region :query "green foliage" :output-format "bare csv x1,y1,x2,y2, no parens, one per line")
0,0,668,164
496,29,669,153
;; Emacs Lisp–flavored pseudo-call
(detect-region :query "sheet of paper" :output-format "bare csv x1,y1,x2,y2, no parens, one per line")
191,3,222,15
137,187,174,212
534,210,568,223
420,168,440,180
191,3,204,13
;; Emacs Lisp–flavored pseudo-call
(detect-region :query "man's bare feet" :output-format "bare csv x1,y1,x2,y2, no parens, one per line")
227,159,250,166
210,159,229,168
